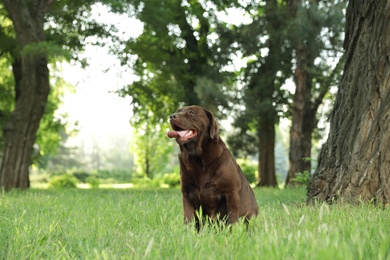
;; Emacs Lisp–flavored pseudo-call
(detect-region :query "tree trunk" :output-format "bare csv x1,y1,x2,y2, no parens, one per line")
301,104,316,173
286,40,307,185
0,0,51,190
307,0,390,205
285,0,341,186
258,123,277,187
253,0,283,188
285,0,310,186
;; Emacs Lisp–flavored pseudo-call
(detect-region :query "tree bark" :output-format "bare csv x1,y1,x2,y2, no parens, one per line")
258,123,277,187
0,0,51,190
307,0,390,205
285,0,311,186
286,41,307,185
301,103,316,174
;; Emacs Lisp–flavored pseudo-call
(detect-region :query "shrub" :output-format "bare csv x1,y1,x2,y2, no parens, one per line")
131,175,153,188
48,174,78,188
292,171,311,186
161,173,181,188
73,171,90,182
131,173,181,188
237,159,257,184
96,169,132,183
85,176,100,189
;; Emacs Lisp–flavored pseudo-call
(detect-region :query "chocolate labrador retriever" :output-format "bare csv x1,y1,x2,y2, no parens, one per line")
167,105,258,229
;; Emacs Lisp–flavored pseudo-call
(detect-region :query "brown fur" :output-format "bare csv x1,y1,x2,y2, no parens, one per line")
168,105,258,229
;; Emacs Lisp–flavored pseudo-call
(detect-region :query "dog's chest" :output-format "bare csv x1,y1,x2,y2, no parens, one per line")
179,152,225,209
179,152,218,174
187,180,223,209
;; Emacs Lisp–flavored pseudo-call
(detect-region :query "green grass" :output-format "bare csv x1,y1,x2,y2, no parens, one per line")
0,187,389,259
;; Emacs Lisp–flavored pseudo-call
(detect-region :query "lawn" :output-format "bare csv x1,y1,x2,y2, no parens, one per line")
0,187,389,259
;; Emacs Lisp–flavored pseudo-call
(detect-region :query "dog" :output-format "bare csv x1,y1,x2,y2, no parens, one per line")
167,105,258,229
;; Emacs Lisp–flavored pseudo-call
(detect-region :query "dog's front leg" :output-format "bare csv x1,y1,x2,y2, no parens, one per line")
225,192,240,224
182,193,195,224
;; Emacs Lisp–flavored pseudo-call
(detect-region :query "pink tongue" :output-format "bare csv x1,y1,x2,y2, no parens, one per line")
167,130,189,138
167,130,180,138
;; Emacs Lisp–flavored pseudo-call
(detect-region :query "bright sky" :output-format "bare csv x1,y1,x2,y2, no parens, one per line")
59,45,134,152
58,4,143,152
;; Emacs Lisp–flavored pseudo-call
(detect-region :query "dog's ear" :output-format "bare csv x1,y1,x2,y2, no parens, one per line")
204,108,219,139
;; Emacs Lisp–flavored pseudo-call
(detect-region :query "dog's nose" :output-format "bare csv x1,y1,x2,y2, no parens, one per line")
170,113,178,120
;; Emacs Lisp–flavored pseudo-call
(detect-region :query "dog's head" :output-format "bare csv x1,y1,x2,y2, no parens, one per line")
167,106,219,147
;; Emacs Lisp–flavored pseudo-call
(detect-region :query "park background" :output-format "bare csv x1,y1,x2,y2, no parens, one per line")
2,1,343,189
1,1,390,259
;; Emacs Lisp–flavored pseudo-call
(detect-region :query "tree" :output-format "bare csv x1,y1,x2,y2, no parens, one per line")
32,73,74,169
285,0,345,186
115,0,238,177
0,15,73,174
117,0,234,117
131,120,174,178
0,0,52,190
307,0,390,205
0,0,119,190
229,0,291,187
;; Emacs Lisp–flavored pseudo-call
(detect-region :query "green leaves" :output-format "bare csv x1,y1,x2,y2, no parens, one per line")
0,0,126,169
20,41,71,61
116,0,238,119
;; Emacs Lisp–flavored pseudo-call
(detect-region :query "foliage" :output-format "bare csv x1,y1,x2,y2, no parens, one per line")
131,121,175,178
115,0,237,119
85,176,100,188
292,171,311,186
111,1,242,180
0,0,346,189
1,188,389,259
160,172,181,188
33,68,77,168
20,42,72,61
130,175,157,188
48,174,78,188
30,168,134,188
72,169,133,184
130,172,180,188
0,57,13,153
0,8,15,154
227,1,291,149
94,169,133,184
236,158,257,184
1,60,77,169
44,133,135,175
71,171,89,182
289,157,316,186
285,0,345,184
45,1,120,64
0,0,121,172
227,127,258,158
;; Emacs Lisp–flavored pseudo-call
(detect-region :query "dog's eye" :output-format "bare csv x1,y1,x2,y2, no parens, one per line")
188,110,195,115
